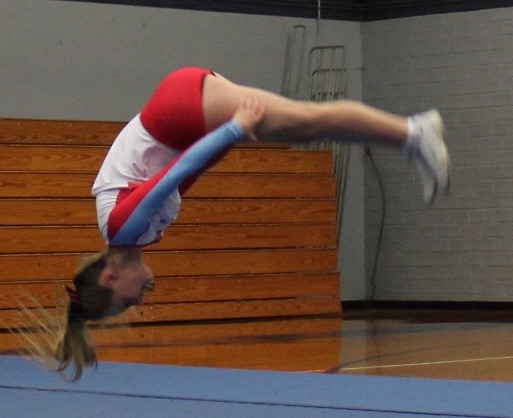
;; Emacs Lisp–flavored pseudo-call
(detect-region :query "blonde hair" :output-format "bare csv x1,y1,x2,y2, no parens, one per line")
19,249,115,382
54,249,114,381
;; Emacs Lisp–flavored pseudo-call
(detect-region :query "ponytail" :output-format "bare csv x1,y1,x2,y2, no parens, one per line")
18,250,115,382
54,302,97,381
52,250,114,381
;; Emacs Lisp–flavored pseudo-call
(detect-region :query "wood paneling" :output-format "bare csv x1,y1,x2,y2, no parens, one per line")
0,118,341,357
0,145,333,174
0,248,338,281
0,172,335,198
0,316,343,372
0,119,124,146
0,273,340,309
0,198,336,226
0,223,336,253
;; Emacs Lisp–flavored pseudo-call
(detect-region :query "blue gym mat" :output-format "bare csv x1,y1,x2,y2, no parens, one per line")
1,355,512,417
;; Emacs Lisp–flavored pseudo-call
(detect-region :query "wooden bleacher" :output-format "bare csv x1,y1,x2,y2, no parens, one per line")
0,118,342,370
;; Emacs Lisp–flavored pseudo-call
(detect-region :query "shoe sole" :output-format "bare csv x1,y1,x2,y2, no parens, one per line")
427,110,451,204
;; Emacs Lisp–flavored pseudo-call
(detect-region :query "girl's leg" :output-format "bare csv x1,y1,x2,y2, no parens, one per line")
202,73,450,204
202,73,407,146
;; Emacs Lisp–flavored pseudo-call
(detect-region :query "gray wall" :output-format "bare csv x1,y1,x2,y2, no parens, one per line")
1,1,363,119
1,0,365,299
363,8,513,301
10,1,512,303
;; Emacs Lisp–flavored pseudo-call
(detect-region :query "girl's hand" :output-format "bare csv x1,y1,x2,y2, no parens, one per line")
233,98,265,141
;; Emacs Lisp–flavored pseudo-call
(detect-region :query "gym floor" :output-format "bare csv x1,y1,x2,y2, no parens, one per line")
4,307,513,417
91,306,513,382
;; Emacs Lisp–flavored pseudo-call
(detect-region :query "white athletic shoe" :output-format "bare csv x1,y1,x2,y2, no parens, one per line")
404,109,450,205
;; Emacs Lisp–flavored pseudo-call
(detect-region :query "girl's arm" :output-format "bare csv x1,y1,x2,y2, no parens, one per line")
108,120,246,246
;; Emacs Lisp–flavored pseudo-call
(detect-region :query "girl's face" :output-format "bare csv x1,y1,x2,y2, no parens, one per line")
102,256,154,312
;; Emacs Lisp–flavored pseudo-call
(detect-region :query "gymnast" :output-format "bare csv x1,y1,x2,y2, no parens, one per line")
38,67,449,380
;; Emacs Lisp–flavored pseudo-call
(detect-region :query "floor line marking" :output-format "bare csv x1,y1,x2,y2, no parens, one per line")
339,355,513,371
